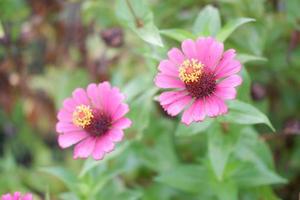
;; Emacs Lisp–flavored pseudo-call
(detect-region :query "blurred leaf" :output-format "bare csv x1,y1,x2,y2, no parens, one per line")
160,29,196,42
0,21,4,38
40,166,77,191
223,100,275,131
215,181,238,200
30,67,89,108
231,163,286,187
208,124,239,181
237,53,267,64
175,118,214,137
193,5,221,36
116,0,163,46
156,164,211,194
237,67,251,102
217,18,255,42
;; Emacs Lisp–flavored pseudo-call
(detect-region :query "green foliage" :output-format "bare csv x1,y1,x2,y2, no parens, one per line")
116,0,163,47
1,0,296,199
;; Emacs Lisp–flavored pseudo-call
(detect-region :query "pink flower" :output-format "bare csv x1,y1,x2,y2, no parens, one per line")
56,82,131,160
1,192,32,200
155,37,242,125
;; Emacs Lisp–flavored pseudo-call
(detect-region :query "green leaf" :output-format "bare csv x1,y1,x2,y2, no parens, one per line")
175,118,214,137
224,100,275,131
208,124,238,181
0,21,4,38
193,5,221,36
40,167,77,191
30,67,89,108
160,29,196,42
237,53,267,64
231,163,287,187
216,18,255,42
215,181,238,200
116,0,163,47
156,164,211,194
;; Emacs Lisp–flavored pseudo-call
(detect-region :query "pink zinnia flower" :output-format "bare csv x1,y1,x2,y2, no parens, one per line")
1,192,32,200
56,82,131,160
155,37,242,125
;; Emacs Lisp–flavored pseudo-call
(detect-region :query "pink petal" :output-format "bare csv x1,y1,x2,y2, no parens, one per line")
203,38,224,70
13,192,21,200
113,118,132,129
213,96,228,115
92,135,115,160
193,99,206,121
22,194,33,200
155,74,185,89
108,129,124,142
164,95,192,116
214,49,235,74
168,48,185,66
181,102,196,125
214,86,237,100
87,83,101,108
1,194,12,200
158,60,178,77
62,98,77,113
204,97,219,117
195,37,214,64
92,138,105,160
218,75,242,88
73,136,96,159
214,50,241,79
56,122,81,133
105,86,124,115
58,131,88,148
57,109,72,123
182,39,197,59
159,90,188,106
112,103,129,121
72,88,90,105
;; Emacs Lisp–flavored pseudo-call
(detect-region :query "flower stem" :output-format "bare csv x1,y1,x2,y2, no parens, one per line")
125,0,144,28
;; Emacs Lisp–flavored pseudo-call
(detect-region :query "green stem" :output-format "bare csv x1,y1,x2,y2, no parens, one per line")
125,0,144,28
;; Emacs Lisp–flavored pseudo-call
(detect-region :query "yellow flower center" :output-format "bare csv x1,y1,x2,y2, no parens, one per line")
72,105,93,128
179,59,204,83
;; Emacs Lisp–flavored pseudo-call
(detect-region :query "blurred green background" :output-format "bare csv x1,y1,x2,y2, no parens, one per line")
0,0,300,199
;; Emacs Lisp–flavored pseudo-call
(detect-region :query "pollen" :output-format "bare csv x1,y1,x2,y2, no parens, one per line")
179,59,204,83
72,105,94,128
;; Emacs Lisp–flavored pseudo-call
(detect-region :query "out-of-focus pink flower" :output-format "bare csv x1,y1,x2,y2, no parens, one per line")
155,37,242,125
1,192,33,200
56,82,131,160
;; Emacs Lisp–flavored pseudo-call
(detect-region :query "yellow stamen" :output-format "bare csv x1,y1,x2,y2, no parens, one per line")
179,59,204,83
72,105,93,128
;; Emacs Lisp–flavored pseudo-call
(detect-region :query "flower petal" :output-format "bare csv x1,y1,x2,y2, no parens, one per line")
62,98,77,113
72,88,90,105
92,138,105,160
163,95,192,116
193,99,206,121
181,102,196,125
113,118,132,129
57,109,73,123
218,75,242,88
22,194,33,200
112,103,129,121
158,60,178,77
108,129,124,142
56,122,81,133
205,97,219,117
58,131,88,148
159,90,188,106
214,49,241,78
182,39,197,59
73,136,96,159
87,83,101,108
214,86,237,100
168,47,185,66
155,74,185,89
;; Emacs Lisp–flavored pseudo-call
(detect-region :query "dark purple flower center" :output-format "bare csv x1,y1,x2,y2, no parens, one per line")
185,71,217,99
83,109,112,137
